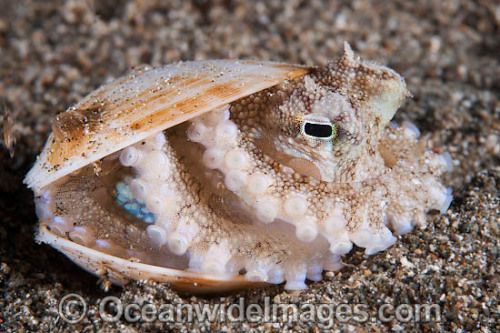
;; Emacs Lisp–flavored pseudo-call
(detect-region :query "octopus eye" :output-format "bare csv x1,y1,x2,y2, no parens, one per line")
301,119,337,140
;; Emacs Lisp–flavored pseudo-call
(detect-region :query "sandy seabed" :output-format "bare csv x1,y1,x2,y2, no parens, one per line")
0,1,498,332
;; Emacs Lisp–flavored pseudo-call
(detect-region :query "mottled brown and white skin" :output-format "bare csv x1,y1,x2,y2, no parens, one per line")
25,43,453,293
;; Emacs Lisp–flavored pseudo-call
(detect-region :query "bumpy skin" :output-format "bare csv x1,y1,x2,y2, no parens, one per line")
36,46,452,290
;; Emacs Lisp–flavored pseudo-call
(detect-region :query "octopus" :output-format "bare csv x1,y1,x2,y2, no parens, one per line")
24,43,453,293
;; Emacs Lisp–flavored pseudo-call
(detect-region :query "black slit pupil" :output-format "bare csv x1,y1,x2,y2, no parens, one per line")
304,123,332,138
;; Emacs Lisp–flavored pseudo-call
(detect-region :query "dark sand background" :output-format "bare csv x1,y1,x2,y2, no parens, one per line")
0,0,498,332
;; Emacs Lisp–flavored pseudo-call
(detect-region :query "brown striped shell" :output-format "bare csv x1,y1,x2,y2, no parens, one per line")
25,61,308,192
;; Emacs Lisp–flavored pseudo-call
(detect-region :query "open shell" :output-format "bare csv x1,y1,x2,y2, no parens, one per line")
26,60,309,292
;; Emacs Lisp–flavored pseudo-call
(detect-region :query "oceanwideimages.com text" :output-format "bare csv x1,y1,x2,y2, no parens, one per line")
59,294,441,328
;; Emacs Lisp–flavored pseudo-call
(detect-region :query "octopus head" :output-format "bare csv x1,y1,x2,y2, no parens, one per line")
238,43,410,182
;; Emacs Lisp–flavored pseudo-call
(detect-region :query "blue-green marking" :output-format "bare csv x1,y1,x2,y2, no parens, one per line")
115,180,156,223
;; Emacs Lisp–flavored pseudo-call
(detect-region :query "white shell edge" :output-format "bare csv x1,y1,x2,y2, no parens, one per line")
37,224,263,293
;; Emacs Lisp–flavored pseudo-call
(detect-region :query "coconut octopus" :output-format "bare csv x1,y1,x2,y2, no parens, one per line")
24,43,453,293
